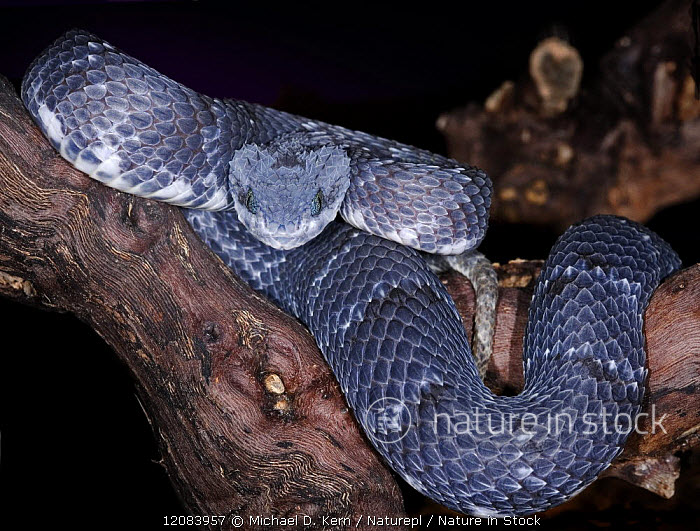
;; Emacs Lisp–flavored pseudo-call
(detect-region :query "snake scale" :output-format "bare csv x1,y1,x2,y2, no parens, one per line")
21,30,681,516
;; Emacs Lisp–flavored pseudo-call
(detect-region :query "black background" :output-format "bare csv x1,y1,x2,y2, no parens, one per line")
0,1,696,529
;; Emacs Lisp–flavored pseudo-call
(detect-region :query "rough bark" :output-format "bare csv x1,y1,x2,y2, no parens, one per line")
0,59,698,530
437,0,700,232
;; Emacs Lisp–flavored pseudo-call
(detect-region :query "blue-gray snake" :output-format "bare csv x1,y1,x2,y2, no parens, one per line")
21,30,681,516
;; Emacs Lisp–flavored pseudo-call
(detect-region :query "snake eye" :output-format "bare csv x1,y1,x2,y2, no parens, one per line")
311,190,323,217
245,188,258,214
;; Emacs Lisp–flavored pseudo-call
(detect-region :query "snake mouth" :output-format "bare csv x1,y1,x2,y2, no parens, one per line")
255,233,309,250
238,216,331,250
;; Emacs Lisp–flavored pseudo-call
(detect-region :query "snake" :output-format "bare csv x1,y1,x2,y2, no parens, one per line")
21,30,682,516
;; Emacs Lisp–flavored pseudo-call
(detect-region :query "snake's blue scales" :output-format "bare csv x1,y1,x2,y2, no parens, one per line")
22,30,681,516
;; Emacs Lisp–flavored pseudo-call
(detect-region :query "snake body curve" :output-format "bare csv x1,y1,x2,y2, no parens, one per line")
21,30,490,254
21,30,681,516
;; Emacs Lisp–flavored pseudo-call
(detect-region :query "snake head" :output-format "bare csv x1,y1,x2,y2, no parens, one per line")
229,139,351,250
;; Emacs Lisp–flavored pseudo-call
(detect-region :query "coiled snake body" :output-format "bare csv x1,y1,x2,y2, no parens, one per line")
22,30,681,516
